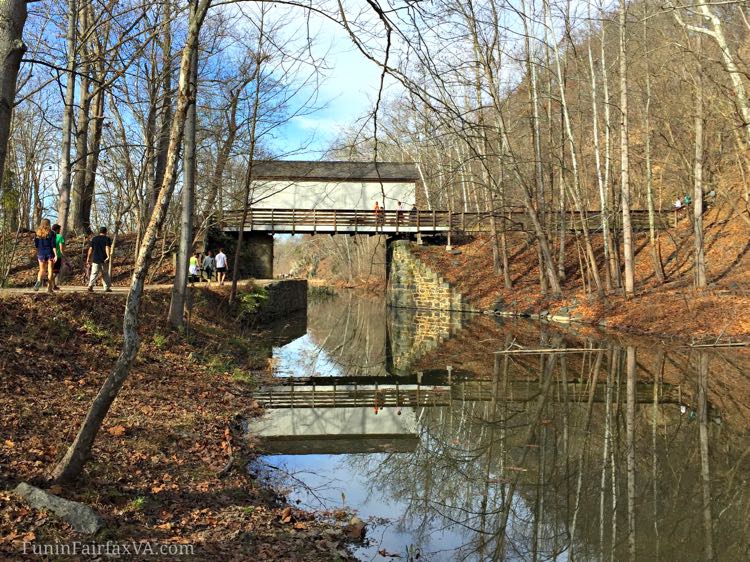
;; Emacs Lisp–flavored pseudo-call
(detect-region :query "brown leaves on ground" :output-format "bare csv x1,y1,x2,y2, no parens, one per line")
415,205,750,342
107,425,127,437
0,290,356,561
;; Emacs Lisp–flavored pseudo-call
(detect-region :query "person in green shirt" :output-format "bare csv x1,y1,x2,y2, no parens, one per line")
51,224,65,291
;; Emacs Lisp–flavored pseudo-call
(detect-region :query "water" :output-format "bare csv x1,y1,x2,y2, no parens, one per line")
252,292,750,561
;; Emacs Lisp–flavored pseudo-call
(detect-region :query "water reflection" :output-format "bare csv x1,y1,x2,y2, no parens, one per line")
252,294,750,561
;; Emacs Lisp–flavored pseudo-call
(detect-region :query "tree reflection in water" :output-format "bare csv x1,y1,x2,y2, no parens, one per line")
259,295,750,561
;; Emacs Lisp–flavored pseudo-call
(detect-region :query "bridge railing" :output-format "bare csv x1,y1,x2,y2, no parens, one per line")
221,208,671,233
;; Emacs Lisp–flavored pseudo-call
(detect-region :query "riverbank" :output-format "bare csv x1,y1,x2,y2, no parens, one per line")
0,288,355,560
413,206,750,342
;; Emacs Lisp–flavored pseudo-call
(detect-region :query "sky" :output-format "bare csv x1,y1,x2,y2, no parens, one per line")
261,5,401,159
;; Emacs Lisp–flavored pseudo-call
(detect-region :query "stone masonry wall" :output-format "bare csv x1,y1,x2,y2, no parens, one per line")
387,240,475,312
387,308,465,374
255,279,307,323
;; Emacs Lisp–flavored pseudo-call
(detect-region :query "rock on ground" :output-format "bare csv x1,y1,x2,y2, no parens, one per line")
13,483,105,535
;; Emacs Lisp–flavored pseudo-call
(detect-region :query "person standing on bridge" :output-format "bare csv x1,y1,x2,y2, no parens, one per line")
86,226,112,292
410,203,418,225
33,218,58,293
215,247,228,286
396,201,404,224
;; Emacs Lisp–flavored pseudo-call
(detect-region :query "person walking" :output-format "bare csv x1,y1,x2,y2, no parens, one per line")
189,252,200,285
87,226,112,292
50,224,66,291
202,250,215,284
215,247,228,286
33,218,58,293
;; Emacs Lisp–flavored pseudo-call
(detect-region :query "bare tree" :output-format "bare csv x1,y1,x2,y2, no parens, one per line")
53,0,212,483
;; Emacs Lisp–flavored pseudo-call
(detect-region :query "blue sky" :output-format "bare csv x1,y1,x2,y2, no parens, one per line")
268,9,400,159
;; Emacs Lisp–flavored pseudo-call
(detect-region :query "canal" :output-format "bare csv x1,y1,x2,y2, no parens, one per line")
251,292,750,561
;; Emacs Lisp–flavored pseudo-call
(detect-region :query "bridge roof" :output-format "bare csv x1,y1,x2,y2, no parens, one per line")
251,160,420,182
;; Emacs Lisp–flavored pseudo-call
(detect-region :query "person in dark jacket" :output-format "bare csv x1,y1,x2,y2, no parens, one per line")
33,218,58,293
86,226,112,292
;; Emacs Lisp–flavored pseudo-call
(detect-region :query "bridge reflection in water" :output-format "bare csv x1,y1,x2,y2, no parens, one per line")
251,294,748,561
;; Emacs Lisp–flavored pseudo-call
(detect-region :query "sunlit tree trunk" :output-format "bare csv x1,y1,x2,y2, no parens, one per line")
626,345,637,561
168,41,198,328
619,0,635,297
693,39,707,289
697,351,714,561
587,8,612,291
57,0,77,236
643,59,665,283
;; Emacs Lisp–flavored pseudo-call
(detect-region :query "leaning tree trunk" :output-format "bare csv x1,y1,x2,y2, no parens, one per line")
52,0,212,483
587,4,613,291
0,0,26,182
168,44,198,329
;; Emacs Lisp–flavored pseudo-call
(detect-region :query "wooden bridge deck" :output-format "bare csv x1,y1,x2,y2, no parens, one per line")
222,208,672,235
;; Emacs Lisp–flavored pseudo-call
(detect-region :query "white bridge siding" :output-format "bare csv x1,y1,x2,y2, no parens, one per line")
250,179,416,211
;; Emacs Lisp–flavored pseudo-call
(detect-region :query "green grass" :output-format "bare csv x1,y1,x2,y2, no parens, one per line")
230,369,255,387
82,319,107,339
128,496,146,511
236,287,269,321
152,333,167,348
206,355,235,375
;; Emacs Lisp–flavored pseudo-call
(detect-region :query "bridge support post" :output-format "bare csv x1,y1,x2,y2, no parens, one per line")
234,232,274,279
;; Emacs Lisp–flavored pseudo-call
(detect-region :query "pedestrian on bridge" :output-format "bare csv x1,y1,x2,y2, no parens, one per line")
373,201,383,225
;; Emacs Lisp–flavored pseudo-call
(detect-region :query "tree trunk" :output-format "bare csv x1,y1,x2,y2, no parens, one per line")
0,0,26,182
150,0,173,219
546,0,603,296
81,84,105,233
643,59,665,284
521,0,548,295
168,42,198,328
619,0,635,297
693,44,707,289
52,0,212,483
587,6,613,291
57,0,77,236
71,6,92,235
